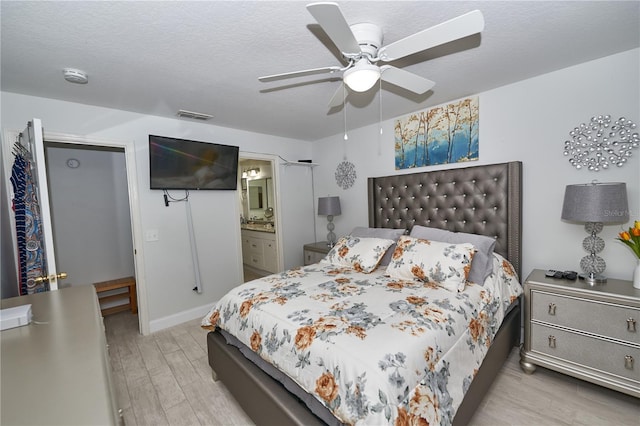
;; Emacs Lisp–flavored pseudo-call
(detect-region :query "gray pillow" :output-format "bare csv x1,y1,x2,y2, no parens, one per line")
350,227,406,266
409,225,496,285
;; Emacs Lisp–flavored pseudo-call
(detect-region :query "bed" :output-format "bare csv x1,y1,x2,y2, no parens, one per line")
203,161,523,425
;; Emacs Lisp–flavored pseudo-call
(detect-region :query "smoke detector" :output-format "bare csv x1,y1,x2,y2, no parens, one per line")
63,68,88,84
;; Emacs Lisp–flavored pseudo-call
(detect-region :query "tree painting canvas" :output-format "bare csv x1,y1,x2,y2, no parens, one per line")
394,97,479,169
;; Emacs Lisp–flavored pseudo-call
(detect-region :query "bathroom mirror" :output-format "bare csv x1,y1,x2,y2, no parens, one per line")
248,184,263,209
248,178,267,210
247,178,274,217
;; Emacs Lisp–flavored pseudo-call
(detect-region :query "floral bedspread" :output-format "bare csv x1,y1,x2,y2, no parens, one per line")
202,254,522,425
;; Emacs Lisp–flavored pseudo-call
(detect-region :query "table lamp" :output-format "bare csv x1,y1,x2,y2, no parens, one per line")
561,182,629,284
318,196,341,247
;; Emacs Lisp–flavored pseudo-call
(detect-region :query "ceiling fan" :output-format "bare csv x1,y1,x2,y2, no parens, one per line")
258,2,485,108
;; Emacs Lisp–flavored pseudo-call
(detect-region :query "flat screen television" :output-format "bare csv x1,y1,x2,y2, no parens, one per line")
149,135,239,190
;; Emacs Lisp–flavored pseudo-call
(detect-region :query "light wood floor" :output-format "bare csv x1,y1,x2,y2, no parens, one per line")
104,312,639,426
243,265,269,282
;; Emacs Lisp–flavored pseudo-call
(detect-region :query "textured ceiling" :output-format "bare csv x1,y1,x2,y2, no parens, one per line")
1,1,638,141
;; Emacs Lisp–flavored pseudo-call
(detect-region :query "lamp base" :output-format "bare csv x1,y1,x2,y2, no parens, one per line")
579,272,607,285
578,223,607,286
326,215,336,247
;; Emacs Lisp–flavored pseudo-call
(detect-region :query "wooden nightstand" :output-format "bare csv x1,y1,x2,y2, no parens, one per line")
303,242,332,265
520,269,640,398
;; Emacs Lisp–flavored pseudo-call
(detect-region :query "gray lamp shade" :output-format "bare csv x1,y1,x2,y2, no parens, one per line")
561,182,629,223
318,196,341,216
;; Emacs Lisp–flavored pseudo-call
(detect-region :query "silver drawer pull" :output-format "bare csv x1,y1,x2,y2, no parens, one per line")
624,355,634,370
548,303,556,315
627,318,637,332
548,335,556,348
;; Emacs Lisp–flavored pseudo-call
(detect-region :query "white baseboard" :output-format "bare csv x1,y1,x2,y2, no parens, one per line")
148,303,215,333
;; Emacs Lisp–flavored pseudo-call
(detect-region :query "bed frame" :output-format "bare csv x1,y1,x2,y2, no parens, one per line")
207,161,523,425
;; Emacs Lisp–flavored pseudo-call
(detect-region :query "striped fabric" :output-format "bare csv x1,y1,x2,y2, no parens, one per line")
10,153,48,295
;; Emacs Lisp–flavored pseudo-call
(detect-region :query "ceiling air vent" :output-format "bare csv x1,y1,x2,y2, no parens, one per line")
176,109,213,121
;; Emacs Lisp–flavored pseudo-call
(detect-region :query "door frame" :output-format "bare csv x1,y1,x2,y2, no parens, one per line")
2,129,150,335
238,152,284,276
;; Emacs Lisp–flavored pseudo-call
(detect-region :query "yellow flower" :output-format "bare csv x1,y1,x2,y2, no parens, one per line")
617,221,640,259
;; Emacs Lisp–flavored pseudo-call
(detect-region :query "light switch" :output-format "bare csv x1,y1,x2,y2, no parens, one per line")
145,229,159,242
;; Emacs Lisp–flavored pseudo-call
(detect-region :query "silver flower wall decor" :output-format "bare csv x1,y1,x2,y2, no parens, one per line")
335,161,356,189
564,115,639,171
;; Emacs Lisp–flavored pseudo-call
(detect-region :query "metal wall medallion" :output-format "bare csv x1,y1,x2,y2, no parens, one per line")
335,161,356,189
564,115,638,171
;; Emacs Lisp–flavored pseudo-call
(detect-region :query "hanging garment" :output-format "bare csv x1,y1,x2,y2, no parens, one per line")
11,153,48,295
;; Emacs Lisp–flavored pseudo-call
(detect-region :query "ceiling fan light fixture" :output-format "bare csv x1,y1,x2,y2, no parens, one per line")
343,62,380,92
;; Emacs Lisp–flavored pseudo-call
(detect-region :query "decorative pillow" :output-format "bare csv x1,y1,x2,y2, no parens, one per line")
349,227,406,266
385,235,476,292
409,225,496,285
321,235,395,273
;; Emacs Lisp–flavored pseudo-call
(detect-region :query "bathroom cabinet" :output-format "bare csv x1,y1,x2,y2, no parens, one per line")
241,229,278,273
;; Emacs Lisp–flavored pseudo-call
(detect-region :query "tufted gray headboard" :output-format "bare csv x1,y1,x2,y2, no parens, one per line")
368,161,522,279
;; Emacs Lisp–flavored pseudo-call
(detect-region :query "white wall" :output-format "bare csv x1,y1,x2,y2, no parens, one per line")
278,164,316,268
311,49,640,282
46,146,134,287
1,94,313,331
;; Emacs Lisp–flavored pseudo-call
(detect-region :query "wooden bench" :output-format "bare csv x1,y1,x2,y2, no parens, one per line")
93,277,137,316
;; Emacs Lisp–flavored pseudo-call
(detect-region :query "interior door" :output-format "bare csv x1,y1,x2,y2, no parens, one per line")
21,118,64,290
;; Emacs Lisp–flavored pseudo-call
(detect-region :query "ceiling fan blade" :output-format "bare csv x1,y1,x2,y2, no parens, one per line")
258,66,342,82
307,2,361,54
380,66,435,94
378,10,484,61
328,82,347,108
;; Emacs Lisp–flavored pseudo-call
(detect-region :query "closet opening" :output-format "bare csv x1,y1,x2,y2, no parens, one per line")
45,140,142,334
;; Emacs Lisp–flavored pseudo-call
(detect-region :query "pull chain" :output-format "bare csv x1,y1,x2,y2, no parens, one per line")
378,79,383,155
379,78,383,135
343,84,348,141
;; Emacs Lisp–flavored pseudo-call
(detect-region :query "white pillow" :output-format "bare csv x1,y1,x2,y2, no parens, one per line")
349,227,406,266
409,225,496,285
385,235,476,292
321,235,395,273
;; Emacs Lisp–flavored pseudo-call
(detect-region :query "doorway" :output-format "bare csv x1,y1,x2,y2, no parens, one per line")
46,142,136,306
46,135,146,334
238,155,283,282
